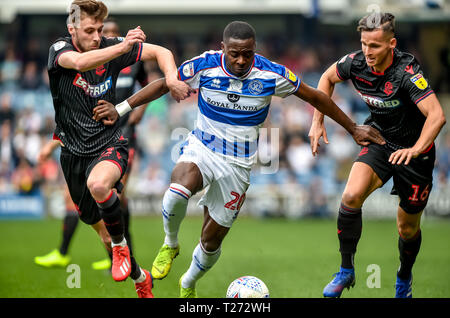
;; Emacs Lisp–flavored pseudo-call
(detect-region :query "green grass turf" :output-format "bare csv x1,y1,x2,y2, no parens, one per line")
0,215,449,298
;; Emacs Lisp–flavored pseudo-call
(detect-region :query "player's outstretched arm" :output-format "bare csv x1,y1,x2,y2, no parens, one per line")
92,77,170,125
38,139,62,164
140,43,196,102
389,94,446,165
59,27,146,72
308,62,342,156
295,80,385,148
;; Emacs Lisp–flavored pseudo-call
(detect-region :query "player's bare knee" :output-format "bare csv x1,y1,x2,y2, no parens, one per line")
397,223,419,240
171,163,202,194
341,191,364,208
200,238,221,253
87,179,111,201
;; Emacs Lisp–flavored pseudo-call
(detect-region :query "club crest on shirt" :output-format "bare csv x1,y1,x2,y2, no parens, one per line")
384,81,393,95
248,80,263,95
227,79,243,93
410,73,428,90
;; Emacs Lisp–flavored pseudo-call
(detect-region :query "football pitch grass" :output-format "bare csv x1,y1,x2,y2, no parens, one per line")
1,215,449,298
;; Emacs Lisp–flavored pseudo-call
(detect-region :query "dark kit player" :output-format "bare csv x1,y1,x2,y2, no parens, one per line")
309,13,446,298
47,0,193,297
89,18,151,269
34,18,150,271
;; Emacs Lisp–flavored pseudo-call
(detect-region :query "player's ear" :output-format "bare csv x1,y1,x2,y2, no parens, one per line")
67,23,75,37
389,37,397,49
220,41,225,51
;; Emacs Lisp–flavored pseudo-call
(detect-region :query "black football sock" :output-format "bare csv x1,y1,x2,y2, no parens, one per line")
121,196,133,255
337,203,362,269
397,229,422,280
129,256,142,280
97,191,124,244
59,210,79,255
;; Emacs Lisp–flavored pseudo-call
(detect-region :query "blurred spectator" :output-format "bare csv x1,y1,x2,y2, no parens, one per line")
135,162,168,196
281,96,311,135
280,44,302,74
0,47,22,89
11,154,40,195
306,176,331,217
0,92,16,125
436,131,450,185
0,120,18,174
21,61,43,90
285,133,315,185
436,43,450,93
22,38,45,69
327,127,358,184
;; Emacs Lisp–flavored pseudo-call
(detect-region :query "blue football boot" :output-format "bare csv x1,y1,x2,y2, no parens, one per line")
323,267,355,298
395,274,412,298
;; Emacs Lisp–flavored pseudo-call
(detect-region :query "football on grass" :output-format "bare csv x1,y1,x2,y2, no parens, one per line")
226,276,269,298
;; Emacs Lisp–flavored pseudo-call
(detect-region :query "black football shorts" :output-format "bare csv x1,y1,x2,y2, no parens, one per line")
60,139,129,225
355,142,435,214
120,123,136,173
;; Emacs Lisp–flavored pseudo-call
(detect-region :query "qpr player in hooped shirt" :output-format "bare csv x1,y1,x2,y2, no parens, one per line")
177,49,301,168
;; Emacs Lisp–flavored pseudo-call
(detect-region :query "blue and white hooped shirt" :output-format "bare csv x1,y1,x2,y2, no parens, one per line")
178,50,301,168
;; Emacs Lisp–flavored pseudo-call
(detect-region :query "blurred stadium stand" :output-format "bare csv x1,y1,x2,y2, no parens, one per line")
0,0,449,220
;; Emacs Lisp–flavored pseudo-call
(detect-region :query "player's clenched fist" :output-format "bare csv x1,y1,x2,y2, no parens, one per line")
92,100,118,125
121,26,146,52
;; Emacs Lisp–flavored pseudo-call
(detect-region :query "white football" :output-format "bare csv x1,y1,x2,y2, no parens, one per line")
226,276,270,298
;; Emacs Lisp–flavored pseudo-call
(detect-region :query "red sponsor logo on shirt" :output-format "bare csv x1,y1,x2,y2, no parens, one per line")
73,73,112,97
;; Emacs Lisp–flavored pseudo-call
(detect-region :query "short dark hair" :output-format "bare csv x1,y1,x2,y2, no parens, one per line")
223,21,256,42
357,12,395,35
68,0,108,26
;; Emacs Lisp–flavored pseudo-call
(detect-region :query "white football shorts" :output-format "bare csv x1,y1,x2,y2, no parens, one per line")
177,133,250,228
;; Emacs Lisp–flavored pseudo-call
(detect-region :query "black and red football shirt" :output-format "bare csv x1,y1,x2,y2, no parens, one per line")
336,48,434,151
48,36,143,156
